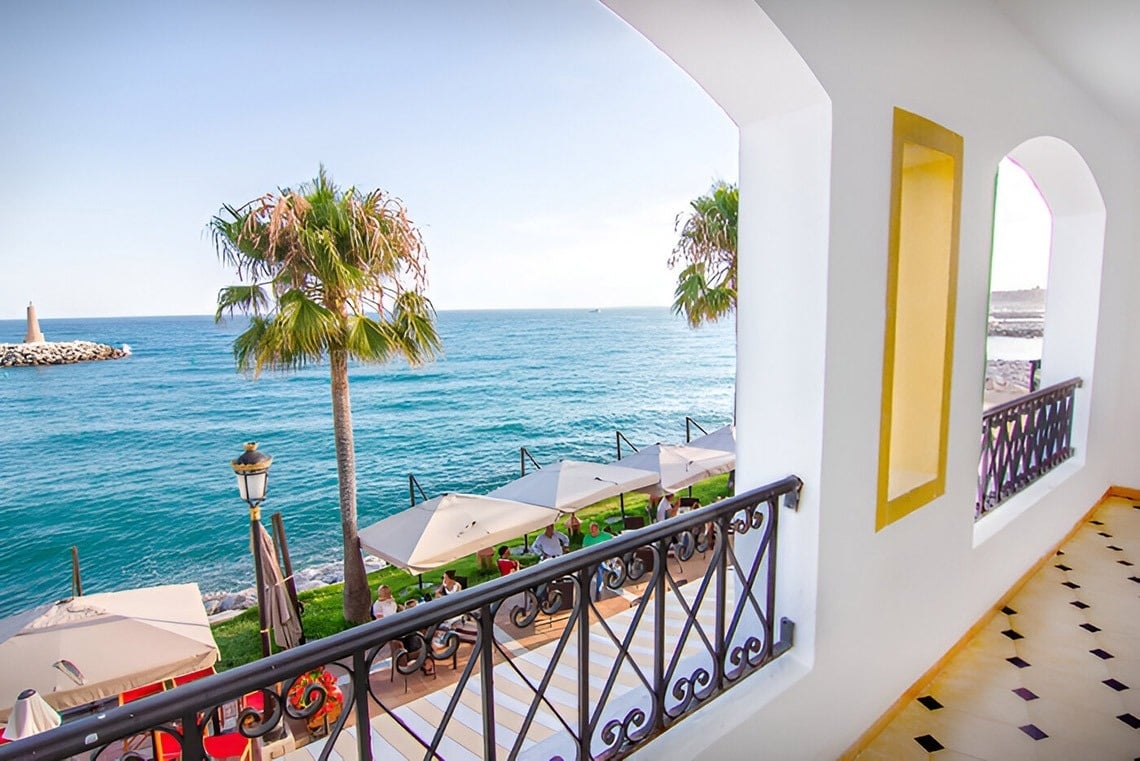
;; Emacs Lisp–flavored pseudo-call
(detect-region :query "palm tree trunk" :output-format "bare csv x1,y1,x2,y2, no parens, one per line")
330,349,371,623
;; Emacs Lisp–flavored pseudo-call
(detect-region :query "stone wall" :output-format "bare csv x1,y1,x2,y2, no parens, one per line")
1,341,128,367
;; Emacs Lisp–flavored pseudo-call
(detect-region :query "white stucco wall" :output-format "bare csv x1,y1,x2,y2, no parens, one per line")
603,1,1140,758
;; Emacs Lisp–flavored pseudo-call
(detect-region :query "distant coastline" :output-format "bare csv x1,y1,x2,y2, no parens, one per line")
986,288,1045,395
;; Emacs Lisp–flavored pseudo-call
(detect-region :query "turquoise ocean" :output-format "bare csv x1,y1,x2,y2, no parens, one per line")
0,308,733,618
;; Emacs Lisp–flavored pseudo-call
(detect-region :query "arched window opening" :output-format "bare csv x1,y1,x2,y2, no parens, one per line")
984,157,1052,407
976,138,1105,525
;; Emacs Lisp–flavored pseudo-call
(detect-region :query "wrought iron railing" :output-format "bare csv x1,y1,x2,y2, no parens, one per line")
977,378,1081,518
1,476,802,761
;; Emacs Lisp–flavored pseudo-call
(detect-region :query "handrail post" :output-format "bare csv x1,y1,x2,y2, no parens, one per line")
479,603,497,760
577,566,592,758
653,538,667,732
354,649,373,761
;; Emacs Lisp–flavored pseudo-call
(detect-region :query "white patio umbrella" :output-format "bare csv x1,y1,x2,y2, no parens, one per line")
0,584,219,722
255,523,303,650
688,424,735,454
358,493,560,574
3,689,61,740
615,443,736,494
486,459,660,512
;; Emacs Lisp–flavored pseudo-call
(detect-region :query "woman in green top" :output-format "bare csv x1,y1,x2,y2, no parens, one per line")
583,523,615,600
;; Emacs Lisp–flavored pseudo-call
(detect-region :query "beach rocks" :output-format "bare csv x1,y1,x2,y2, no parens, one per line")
986,359,1035,393
1,341,129,367
203,555,389,616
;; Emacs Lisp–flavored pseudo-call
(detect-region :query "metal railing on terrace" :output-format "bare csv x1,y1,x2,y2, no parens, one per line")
977,377,1082,518
1,476,802,761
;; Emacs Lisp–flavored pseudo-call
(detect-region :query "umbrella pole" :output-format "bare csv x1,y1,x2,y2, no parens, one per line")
418,573,424,592
70,546,82,597
250,509,272,659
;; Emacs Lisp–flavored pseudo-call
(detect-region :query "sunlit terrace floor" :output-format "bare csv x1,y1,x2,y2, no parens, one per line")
857,497,1140,760
280,547,722,760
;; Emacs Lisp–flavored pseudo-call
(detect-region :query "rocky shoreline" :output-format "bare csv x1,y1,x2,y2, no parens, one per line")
203,555,388,619
1,340,130,367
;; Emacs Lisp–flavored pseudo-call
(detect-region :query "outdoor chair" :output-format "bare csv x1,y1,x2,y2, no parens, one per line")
623,515,646,532
170,666,216,688
118,682,166,755
537,579,576,631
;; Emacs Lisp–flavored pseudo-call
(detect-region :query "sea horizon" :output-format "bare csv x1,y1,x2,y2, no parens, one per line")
0,307,735,618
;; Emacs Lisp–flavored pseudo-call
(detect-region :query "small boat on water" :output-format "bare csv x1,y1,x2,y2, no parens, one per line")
588,308,600,313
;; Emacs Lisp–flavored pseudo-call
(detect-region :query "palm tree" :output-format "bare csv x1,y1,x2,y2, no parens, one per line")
211,167,441,624
669,182,738,327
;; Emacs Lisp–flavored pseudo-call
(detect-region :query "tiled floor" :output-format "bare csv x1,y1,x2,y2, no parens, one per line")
858,497,1140,760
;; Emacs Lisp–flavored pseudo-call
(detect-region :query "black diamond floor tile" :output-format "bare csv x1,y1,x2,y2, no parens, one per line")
1098,531,1113,537
1071,601,1091,609
1108,545,1124,551
1081,623,1102,632
1007,656,1031,668
1129,576,1140,584
1120,560,1135,566
914,734,945,752
1062,581,1081,589
1012,687,1039,701
1019,724,1048,740
917,695,943,711
1002,629,1024,640
1091,648,1115,660
1091,519,1105,525
1055,563,1072,571
1001,605,1017,615
1104,678,1129,691
1118,713,1140,729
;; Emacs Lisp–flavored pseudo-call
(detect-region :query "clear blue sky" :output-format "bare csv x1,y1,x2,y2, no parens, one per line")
0,1,738,319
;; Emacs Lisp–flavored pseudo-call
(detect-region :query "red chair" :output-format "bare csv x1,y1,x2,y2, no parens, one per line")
204,731,252,760
171,666,216,687
119,681,166,705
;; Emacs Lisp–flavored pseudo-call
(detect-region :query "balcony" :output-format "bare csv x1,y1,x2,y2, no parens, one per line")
0,476,801,761
977,378,1082,519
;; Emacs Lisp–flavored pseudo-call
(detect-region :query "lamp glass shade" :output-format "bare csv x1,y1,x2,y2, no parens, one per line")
236,471,269,504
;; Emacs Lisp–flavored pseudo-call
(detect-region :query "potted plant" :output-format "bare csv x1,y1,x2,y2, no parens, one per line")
287,667,344,735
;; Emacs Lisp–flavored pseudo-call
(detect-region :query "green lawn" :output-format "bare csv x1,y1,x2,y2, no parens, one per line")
211,475,731,670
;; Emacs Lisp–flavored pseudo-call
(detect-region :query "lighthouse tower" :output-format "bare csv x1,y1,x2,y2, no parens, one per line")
24,302,45,343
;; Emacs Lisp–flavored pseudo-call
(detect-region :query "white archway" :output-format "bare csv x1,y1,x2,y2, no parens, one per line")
602,0,832,680
1005,136,1106,462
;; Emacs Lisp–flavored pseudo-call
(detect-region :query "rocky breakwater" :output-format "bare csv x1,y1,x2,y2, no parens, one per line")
1,341,129,367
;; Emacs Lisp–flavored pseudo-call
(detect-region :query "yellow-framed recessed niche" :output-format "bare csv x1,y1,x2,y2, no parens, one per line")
876,108,963,531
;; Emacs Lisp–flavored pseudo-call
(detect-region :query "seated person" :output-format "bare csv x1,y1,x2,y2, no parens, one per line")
372,584,398,620
655,492,678,523
582,522,616,601
497,545,520,575
435,569,463,597
532,523,569,560
565,514,583,549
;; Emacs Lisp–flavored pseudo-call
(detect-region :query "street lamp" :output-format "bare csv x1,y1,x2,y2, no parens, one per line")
232,441,273,658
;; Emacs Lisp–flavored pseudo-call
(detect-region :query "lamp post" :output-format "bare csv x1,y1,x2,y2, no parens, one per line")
232,441,273,658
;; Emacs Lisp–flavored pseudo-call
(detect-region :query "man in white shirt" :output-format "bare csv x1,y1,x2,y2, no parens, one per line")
532,524,569,559
655,492,677,523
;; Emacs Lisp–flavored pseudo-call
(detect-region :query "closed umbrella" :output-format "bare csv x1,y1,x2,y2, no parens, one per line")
486,459,660,512
359,493,559,574
255,523,303,650
3,689,60,741
616,443,736,494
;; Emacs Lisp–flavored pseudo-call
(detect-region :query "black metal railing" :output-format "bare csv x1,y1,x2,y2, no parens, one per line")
977,378,1081,518
1,476,802,761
